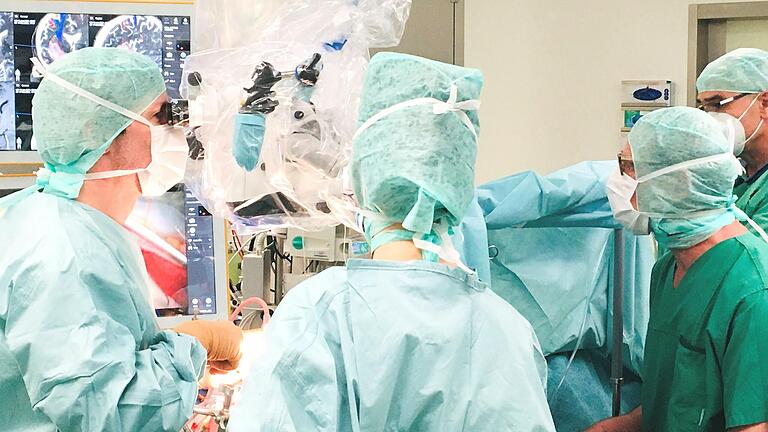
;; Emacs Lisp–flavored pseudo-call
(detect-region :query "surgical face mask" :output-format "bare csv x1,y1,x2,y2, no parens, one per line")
41,70,188,197
605,168,650,235
709,93,765,156
85,121,188,197
709,112,747,156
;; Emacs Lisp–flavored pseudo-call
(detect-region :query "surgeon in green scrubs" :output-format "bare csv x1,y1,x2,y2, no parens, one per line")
588,107,768,432
697,48,768,232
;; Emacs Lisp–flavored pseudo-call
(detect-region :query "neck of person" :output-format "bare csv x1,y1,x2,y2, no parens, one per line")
370,224,452,266
742,136,768,177
372,240,425,261
76,176,141,225
670,220,747,286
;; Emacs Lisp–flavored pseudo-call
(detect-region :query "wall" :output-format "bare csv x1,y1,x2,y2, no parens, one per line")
465,0,757,184
727,18,768,50
375,0,462,65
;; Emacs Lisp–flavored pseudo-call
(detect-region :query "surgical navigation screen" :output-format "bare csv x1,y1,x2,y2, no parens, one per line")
0,12,190,151
129,184,218,317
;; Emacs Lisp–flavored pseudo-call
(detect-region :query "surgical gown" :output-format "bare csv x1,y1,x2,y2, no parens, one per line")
642,233,768,431
466,161,654,373
0,192,206,432
228,259,556,432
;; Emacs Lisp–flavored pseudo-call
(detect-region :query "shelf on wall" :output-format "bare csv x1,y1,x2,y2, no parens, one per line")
0,162,43,177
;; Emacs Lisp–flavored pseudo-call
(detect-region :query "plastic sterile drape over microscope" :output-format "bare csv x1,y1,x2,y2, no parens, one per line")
459,161,656,431
179,0,411,233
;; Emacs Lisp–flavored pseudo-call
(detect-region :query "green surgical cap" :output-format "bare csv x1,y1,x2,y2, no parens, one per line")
628,106,742,217
32,47,165,189
697,48,768,93
351,52,483,234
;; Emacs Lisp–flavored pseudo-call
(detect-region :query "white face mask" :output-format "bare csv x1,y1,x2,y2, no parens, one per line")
605,168,650,235
36,63,188,197
83,121,188,197
709,112,747,156
709,93,765,157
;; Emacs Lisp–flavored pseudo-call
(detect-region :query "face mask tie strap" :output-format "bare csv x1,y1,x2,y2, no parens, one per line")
352,83,480,142
636,152,736,183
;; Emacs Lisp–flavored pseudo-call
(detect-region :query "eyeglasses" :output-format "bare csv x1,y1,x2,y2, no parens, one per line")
696,93,751,112
617,152,634,176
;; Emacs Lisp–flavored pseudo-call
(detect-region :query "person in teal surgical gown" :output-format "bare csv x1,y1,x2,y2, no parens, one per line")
0,47,242,432
228,52,556,432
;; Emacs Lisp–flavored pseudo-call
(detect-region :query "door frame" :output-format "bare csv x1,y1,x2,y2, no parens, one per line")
688,1,768,106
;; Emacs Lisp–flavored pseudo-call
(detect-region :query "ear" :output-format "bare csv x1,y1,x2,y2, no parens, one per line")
761,92,768,119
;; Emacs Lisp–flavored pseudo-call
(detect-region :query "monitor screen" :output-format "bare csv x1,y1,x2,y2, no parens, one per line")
127,184,219,317
0,11,190,151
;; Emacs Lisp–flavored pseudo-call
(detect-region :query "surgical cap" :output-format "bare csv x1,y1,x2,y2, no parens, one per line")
351,52,483,234
33,47,165,186
628,106,742,217
696,48,768,93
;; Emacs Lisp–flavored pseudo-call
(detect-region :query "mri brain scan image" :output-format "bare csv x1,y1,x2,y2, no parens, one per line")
94,15,164,65
34,13,89,66
0,82,14,150
0,13,13,81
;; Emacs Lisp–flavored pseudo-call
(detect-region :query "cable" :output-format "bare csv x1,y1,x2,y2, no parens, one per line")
240,310,265,330
228,233,259,264
239,311,253,330
265,239,293,263
231,227,243,257
549,263,602,404
229,296,271,325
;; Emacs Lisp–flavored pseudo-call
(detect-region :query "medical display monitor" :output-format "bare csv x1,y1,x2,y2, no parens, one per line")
0,11,190,151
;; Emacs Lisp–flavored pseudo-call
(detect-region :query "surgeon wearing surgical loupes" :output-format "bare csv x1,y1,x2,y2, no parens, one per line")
593,107,768,432
0,48,242,432
697,48,768,233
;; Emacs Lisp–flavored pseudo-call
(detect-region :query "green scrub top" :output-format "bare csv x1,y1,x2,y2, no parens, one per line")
734,169,768,232
641,233,768,432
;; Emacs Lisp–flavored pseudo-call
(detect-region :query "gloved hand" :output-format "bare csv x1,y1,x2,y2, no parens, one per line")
175,320,244,374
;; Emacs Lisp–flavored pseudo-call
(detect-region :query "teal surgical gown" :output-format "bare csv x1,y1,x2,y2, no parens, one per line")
228,259,556,432
0,192,206,432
